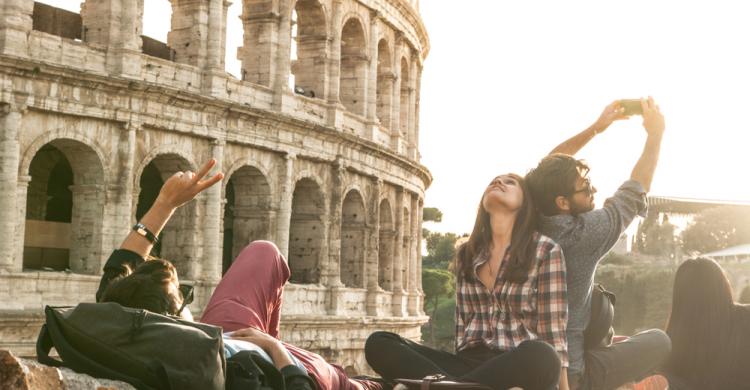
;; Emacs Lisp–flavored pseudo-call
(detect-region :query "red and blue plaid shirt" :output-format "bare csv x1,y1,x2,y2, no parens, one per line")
455,233,569,367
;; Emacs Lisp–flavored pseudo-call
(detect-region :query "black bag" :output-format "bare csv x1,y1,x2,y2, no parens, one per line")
584,283,616,350
36,303,226,390
226,350,284,390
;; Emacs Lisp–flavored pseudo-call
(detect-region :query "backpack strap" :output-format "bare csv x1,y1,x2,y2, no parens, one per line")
38,306,159,390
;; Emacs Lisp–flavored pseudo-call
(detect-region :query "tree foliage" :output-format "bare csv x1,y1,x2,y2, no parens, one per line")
423,207,443,223
423,231,459,269
681,206,750,254
422,268,455,346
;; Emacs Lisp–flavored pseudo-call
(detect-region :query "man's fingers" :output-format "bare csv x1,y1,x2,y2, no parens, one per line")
193,159,217,184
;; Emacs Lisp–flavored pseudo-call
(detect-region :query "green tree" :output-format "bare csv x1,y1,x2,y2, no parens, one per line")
423,207,443,223
423,232,459,269
681,206,750,254
422,268,455,346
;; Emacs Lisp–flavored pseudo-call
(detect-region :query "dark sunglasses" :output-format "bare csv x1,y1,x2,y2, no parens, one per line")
570,180,596,196
176,283,195,316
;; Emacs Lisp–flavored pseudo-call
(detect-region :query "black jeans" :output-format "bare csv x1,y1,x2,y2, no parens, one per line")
570,329,671,390
365,331,561,390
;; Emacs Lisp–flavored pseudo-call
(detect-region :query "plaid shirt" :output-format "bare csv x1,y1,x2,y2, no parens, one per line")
455,233,569,367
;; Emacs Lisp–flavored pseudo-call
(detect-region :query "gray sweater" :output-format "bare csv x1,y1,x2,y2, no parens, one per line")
539,180,647,375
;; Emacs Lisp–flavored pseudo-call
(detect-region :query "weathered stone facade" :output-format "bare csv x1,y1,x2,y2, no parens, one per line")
0,0,430,375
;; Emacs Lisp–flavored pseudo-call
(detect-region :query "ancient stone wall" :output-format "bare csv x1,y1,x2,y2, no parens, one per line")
0,0,429,375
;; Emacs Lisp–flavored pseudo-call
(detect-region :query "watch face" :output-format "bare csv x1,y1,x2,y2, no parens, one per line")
137,227,147,236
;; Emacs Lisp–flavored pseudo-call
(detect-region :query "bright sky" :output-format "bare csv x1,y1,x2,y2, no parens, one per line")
44,0,750,235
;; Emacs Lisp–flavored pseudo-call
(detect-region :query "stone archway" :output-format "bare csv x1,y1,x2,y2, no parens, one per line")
289,178,325,284
23,140,105,274
376,39,393,127
340,18,367,115
378,199,394,290
341,189,366,288
135,153,198,279
222,165,272,274
291,0,328,99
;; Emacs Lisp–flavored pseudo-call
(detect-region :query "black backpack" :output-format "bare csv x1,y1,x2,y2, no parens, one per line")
226,350,284,390
37,303,226,390
584,283,616,350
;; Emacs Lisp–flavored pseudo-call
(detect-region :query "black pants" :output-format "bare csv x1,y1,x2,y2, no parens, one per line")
365,331,561,390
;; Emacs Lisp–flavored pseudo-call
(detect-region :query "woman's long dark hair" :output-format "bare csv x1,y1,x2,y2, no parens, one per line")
454,173,538,283
664,257,741,388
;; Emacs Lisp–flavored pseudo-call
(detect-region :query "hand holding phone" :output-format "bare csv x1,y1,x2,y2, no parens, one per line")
619,99,643,116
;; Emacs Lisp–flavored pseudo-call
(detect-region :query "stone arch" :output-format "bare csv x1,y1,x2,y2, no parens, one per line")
222,165,273,274
20,129,109,182
376,38,393,127
401,206,411,290
399,56,411,139
339,17,368,115
378,198,394,290
291,0,328,99
341,189,366,288
133,145,197,188
135,153,198,279
22,139,106,274
289,177,326,284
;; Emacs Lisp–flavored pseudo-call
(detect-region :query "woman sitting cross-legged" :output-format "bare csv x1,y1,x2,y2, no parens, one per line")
660,257,750,390
97,159,382,390
365,174,569,390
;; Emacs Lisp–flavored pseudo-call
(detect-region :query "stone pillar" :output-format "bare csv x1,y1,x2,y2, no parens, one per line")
70,184,105,275
407,57,419,160
14,175,30,272
238,0,279,87
272,0,292,109
392,186,407,316
390,35,403,153
414,63,423,161
326,160,344,287
416,198,425,315
366,178,382,316
326,0,344,127
201,140,224,282
0,105,22,272
0,0,33,57
103,123,137,264
168,0,210,67
275,153,295,259
202,0,230,95
365,12,380,139
407,193,420,315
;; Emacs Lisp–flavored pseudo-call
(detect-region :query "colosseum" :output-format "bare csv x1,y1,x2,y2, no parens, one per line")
0,0,430,374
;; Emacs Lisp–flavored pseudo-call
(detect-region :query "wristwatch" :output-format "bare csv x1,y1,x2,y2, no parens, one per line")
133,223,158,244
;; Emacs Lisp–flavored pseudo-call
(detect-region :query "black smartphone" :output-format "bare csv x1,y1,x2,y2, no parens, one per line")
620,99,643,116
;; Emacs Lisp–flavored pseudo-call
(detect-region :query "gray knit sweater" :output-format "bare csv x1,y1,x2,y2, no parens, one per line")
539,180,647,375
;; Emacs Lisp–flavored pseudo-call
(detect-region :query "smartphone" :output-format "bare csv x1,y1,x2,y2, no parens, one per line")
620,99,643,116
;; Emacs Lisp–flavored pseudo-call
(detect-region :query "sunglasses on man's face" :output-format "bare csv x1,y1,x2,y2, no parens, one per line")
176,283,194,316
571,180,596,196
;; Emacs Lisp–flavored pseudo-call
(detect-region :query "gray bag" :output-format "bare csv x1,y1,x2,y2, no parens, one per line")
37,302,226,390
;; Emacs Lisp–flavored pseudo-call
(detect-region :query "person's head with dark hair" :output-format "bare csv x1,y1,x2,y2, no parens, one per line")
665,257,740,387
525,153,595,217
100,258,184,317
455,173,538,283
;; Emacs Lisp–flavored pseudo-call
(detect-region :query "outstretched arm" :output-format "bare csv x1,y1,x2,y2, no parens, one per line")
119,158,224,258
549,101,628,156
629,97,665,192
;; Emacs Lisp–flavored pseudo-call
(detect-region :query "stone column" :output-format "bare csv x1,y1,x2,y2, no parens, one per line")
238,0,279,87
407,57,419,160
14,175,30,272
0,105,22,272
275,153,295,259
416,198,425,315
326,0,344,127
0,0,33,57
168,0,210,67
392,186,407,316
103,123,137,264
272,0,292,109
390,35,403,153
111,0,143,76
407,193,420,315
366,178,383,316
206,0,225,70
201,140,225,282
326,160,345,287
414,63,423,161
365,12,380,140
70,184,105,275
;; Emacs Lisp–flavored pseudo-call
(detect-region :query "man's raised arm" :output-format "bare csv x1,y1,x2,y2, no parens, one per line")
630,97,665,192
549,101,628,156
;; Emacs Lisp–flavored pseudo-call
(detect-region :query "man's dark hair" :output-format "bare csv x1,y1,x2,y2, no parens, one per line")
525,153,590,216
100,259,182,316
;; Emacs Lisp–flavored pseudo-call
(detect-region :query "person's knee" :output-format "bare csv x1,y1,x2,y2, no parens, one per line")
641,329,672,359
244,240,281,255
516,340,561,373
365,331,399,366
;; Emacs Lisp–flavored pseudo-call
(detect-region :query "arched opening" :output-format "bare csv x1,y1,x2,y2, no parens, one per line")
225,1,243,78
378,199,394,290
289,178,325,284
23,140,105,274
376,39,393,127
142,0,175,61
341,190,366,288
399,57,411,139
291,0,327,99
135,154,197,278
339,18,367,115
222,166,272,274
401,206,411,290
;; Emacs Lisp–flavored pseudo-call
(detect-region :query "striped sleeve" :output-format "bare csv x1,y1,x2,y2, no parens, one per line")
536,240,569,367
455,277,467,351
